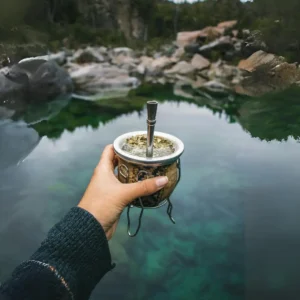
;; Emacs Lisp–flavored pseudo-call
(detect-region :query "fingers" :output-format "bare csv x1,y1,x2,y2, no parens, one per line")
98,144,115,171
122,176,169,205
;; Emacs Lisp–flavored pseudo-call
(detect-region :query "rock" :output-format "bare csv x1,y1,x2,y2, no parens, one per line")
112,47,134,57
232,30,239,38
139,56,154,69
238,51,285,72
242,29,251,38
209,61,240,82
70,64,140,96
176,26,221,48
177,31,205,48
98,46,108,54
199,36,234,58
202,80,232,95
241,30,268,58
19,52,67,66
164,61,195,76
201,26,224,41
171,47,185,62
151,56,174,71
112,54,136,67
0,43,47,67
137,56,173,77
191,54,210,71
0,72,28,118
234,41,243,53
184,43,201,55
137,64,146,75
0,59,66,116
236,51,300,96
192,76,207,89
157,77,167,85
72,47,105,64
217,20,238,31
17,59,73,102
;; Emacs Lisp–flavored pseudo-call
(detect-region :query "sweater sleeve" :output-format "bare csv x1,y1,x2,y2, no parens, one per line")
0,207,115,300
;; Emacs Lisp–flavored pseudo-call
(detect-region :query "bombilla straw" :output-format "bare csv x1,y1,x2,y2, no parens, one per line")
146,101,158,157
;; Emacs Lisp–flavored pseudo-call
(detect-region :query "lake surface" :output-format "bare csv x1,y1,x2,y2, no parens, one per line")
1,85,300,299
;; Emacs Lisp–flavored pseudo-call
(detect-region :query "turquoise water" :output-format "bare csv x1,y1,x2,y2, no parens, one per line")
1,86,300,299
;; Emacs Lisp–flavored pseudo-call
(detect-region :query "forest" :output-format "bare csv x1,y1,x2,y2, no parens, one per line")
0,0,299,61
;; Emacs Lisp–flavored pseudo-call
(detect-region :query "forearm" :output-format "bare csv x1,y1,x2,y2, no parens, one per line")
0,207,114,300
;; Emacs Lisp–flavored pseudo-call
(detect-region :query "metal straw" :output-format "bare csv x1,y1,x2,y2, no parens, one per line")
146,101,158,157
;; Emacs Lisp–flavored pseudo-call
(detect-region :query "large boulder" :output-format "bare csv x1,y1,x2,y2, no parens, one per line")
0,58,73,117
238,51,284,72
0,72,28,118
236,51,300,96
17,58,73,102
70,64,140,96
20,51,67,66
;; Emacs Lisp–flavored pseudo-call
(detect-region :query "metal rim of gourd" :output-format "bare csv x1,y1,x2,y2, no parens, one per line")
113,131,184,166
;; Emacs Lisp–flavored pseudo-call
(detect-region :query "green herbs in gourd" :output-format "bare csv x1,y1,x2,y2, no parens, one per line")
122,134,175,158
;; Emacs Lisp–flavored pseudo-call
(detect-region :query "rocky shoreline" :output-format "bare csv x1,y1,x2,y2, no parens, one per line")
1,20,300,120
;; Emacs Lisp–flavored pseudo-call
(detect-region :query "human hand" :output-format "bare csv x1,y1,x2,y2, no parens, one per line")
78,145,169,240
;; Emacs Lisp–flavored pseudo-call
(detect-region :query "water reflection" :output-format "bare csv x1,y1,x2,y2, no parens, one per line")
28,84,300,143
0,120,40,170
1,85,300,299
237,87,300,141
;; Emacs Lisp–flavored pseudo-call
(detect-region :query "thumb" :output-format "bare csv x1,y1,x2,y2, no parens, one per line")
122,176,169,204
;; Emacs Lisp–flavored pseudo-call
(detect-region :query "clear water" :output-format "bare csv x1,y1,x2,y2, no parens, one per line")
1,86,300,299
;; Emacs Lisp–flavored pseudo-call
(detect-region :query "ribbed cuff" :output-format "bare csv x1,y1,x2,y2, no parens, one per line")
31,207,113,299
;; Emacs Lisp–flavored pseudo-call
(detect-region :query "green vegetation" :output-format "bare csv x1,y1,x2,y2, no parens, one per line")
1,0,300,61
